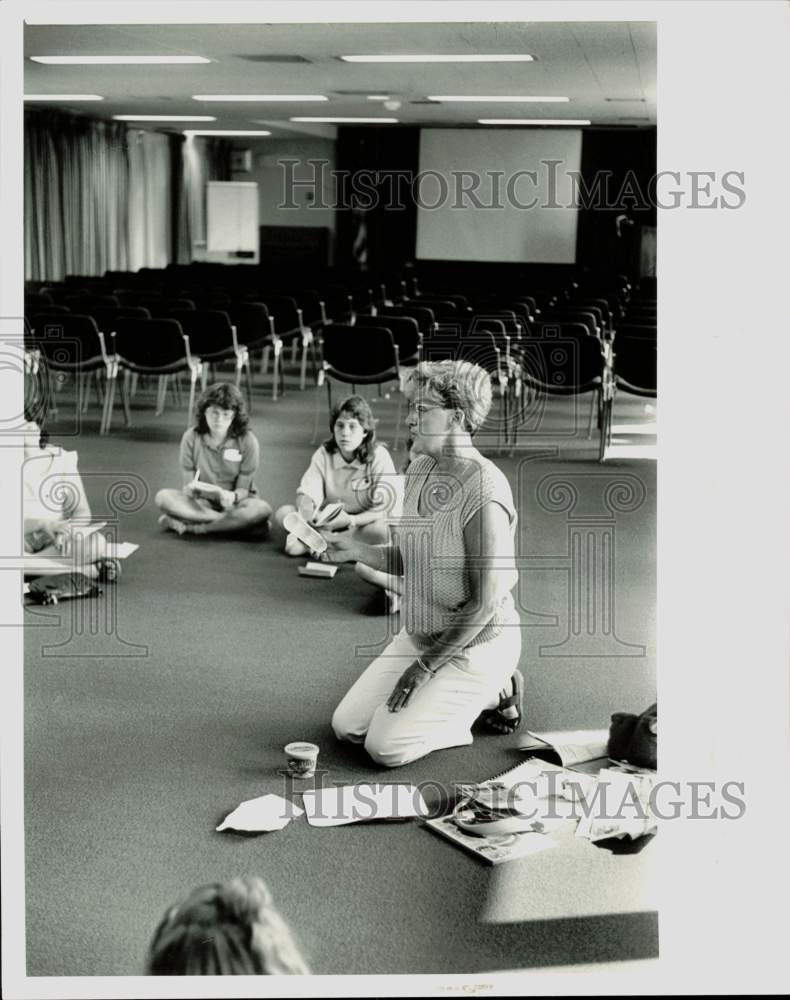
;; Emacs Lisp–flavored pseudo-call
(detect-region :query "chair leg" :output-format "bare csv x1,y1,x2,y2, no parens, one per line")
290,339,298,365
120,370,132,428
155,375,168,416
299,338,308,391
393,391,403,451
187,369,198,426
101,372,117,435
244,358,254,413
311,376,327,444
130,372,139,399
78,372,89,414
261,346,270,376
587,391,596,439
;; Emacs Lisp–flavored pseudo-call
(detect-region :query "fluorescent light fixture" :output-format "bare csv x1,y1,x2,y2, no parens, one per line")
290,116,398,123
430,95,570,103
30,55,210,65
24,94,103,101
184,130,271,137
366,95,390,101
340,54,534,63
478,118,591,125
114,115,216,122
193,94,328,102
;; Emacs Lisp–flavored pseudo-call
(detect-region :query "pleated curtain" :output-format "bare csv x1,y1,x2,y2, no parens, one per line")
24,110,231,281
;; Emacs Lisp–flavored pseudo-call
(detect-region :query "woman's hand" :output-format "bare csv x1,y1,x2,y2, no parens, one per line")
386,662,434,713
318,526,361,564
218,489,236,511
317,507,354,531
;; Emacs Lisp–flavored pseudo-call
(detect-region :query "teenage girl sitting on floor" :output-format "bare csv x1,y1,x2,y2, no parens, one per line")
156,382,272,537
271,395,403,607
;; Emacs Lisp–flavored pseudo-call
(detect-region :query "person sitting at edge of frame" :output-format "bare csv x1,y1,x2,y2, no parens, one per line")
146,876,309,975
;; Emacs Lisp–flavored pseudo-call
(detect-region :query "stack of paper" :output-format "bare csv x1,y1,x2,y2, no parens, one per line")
301,784,429,827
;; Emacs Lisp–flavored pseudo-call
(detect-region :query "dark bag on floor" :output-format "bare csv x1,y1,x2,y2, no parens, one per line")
27,573,102,605
607,702,657,770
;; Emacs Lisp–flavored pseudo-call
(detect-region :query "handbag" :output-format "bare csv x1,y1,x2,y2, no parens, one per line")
607,703,657,770
26,573,102,605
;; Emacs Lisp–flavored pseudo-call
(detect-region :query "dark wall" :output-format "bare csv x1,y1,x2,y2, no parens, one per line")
575,128,657,277
335,126,420,271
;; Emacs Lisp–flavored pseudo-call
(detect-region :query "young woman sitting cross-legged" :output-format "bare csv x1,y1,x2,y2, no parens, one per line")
155,382,272,537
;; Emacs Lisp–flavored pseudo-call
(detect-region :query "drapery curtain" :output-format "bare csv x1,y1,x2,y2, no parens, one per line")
127,129,171,271
25,111,130,281
24,109,233,280
173,136,232,263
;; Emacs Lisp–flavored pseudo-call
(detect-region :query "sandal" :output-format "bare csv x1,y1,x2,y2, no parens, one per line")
478,669,524,735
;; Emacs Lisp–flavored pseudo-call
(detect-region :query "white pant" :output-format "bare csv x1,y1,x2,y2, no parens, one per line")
332,626,522,768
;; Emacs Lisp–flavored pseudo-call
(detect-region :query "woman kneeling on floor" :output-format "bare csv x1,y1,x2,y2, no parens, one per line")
322,360,524,768
156,382,272,537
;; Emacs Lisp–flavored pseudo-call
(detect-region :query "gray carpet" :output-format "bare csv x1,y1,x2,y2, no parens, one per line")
24,370,657,976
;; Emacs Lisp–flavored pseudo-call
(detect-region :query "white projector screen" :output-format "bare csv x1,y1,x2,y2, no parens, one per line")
415,129,583,264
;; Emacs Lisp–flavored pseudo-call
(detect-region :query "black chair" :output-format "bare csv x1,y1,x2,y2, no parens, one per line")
425,319,513,449
224,301,282,401
168,309,252,408
381,305,436,338
107,317,203,433
597,339,657,461
515,323,613,461
64,294,120,313
314,324,401,444
354,314,421,367
25,292,54,313
260,295,316,391
543,309,601,340
29,313,116,432
613,339,656,398
144,298,196,317
412,297,458,320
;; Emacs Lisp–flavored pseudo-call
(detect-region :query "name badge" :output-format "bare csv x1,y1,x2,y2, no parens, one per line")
223,448,242,463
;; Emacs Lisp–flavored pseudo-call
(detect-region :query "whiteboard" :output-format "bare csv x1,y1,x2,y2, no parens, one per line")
207,181,258,253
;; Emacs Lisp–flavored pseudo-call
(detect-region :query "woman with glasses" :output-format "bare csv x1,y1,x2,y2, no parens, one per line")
321,359,523,767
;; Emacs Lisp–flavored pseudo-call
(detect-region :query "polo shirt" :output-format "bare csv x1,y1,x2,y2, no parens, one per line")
179,427,260,493
296,444,401,516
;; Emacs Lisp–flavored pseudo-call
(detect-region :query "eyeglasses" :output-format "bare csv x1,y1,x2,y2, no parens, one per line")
406,402,448,417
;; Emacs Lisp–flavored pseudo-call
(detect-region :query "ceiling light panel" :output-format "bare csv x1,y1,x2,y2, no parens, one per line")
30,55,211,65
340,54,534,63
193,95,328,102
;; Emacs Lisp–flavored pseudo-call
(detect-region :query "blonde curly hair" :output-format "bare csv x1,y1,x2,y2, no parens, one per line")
407,360,493,434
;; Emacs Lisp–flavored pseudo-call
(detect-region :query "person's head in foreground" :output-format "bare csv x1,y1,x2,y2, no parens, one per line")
146,876,309,975
324,393,377,463
195,382,250,442
405,360,492,457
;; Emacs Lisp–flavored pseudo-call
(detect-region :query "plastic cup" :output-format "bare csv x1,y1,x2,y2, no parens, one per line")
284,741,319,778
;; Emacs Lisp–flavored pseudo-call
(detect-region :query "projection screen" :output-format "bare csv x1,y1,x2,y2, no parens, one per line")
415,128,583,264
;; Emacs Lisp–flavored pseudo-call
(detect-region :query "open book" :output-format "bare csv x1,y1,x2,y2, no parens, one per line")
191,480,224,499
423,758,586,865
517,729,611,771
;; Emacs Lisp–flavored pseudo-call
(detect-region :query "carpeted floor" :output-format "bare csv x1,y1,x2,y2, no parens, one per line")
24,367,657,976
